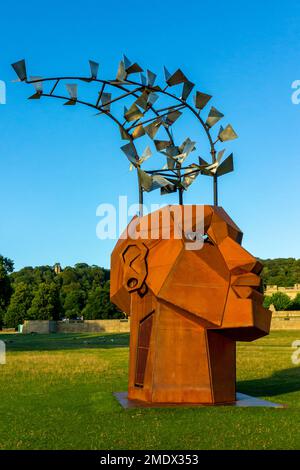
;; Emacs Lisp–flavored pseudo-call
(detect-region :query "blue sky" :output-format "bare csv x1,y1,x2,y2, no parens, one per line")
0,0,300,270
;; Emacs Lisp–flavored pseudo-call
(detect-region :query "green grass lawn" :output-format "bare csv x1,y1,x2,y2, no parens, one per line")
0,330,300,450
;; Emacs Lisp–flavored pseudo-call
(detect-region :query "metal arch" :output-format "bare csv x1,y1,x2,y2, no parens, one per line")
13,59,238,209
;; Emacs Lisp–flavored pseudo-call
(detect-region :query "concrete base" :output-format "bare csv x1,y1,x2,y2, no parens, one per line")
114,392,285,409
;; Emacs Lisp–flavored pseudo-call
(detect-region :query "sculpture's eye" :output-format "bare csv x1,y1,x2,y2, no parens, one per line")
185,232,214,244
203,234,214,245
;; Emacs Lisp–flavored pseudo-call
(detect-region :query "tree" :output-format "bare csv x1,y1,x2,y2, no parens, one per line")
82,287,103,319
263,295,272,309
260,258,300,287
287,293,300,311
0,255,14,326
82,282,122,319
10,265,55,287
63,289,85,319
28,282,60,320
0,307,5,329
268,292,291,311
4,282,33,328
5,263,116,322
98,281,123,319
0,255,14,277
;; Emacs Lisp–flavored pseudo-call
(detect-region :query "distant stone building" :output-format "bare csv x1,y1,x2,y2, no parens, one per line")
54,263,62,275
265,284,300,299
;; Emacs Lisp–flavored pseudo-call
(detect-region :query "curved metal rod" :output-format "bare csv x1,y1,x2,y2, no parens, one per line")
26,73,218,206
26,75,181,211
27,75,214,154
27,76,176,147
40,92,128,137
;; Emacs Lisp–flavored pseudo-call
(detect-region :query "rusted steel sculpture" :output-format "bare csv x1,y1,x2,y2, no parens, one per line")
12,56,271,404
111,205,271,404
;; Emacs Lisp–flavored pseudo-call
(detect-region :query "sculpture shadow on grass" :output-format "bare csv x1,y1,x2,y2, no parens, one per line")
238,366,300,398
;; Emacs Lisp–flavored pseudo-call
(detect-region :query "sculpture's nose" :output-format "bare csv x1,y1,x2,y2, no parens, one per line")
250,260,263,275
230,258,263,276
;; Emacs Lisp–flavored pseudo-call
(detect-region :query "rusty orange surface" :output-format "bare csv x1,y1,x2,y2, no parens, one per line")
110,205,272,404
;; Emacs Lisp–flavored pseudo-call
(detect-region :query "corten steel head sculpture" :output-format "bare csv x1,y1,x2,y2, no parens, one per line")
12,56,271,404
111,206,272,404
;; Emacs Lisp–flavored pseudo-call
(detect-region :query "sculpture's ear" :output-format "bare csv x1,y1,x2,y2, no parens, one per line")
122,243,149,295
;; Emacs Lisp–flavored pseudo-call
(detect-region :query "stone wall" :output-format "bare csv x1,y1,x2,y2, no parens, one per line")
23,320,57,334
265,285,300,299
271,312,300,330
57,319,130,333
22,319,130,334
21,315,300,334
